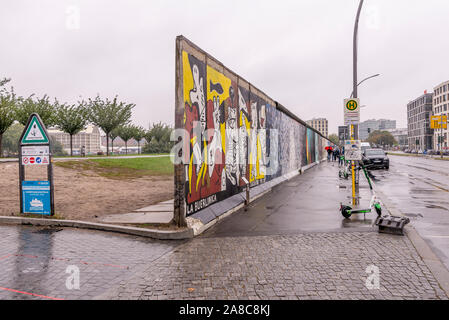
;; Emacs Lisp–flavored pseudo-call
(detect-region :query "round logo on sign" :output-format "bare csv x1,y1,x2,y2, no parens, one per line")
346,100,358,111
36,157,42,164
23,157,29,164
30,157,35,164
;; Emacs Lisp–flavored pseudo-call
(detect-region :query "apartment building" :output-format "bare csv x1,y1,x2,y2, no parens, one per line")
306,118,328,137
359,119,396,141
432,80,449,150
48,125,102,155
407,92,433,151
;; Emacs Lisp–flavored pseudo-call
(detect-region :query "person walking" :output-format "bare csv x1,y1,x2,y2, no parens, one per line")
326,146,333,162
338,147,344,166
333,147,340,163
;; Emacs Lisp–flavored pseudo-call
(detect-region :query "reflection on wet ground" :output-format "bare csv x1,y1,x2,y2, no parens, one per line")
0,225,184,300
374,155,449,270
203,162,378,238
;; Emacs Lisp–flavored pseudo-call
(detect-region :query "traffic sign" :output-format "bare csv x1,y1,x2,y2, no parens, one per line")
344,98,360,125
344,140,362,161
22,181,51,215
21,145,50,157
21,155,50,166
18,113,54,216
430,115,448,129
21,115,49,144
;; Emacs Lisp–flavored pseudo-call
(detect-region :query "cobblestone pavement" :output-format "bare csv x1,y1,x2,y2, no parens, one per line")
0,225,184,300
2,162,449,300
100,232,448,300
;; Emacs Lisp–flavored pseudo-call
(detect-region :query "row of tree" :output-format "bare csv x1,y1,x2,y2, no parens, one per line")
0,77,173,157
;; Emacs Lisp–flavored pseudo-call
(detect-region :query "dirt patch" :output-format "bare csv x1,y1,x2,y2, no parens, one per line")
0,162,173,222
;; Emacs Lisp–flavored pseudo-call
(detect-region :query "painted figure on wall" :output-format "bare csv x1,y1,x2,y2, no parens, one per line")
181,50,329,215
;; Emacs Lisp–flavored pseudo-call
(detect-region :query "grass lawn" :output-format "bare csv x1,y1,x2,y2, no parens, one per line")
53,153,169,159
54,156,173,179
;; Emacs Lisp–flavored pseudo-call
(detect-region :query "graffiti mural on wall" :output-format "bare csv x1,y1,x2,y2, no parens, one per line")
181,49,327,215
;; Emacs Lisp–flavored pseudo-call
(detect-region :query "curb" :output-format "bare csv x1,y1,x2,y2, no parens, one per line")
0,216,194,240
371,181,449,298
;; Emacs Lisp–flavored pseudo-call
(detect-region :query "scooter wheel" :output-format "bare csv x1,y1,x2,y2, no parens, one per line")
341,205,352,219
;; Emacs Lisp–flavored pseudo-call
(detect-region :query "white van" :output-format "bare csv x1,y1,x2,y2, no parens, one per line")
361,142,371,155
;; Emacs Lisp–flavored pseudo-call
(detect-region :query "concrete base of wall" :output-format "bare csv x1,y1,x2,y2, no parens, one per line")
187,161,321,236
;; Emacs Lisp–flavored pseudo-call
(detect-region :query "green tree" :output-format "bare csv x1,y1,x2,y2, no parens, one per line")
132,125,146,154
54,101,88,156
87,95,134,156
50,136,67,157
116,125,136,155
109,127,120,155
143,122,173,154
0,78,19,157
367,130,397,147
328,133,340,146
1,122,24,156
15,94,57,127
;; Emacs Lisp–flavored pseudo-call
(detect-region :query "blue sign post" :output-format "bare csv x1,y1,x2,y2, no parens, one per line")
19,113,54,216
22,181,51,215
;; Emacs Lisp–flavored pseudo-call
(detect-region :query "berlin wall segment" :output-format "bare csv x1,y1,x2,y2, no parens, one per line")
174,36,329,224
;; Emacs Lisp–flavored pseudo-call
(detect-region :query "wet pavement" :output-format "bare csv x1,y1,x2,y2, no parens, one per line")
203,161,378,237
1,159,448,300
0,225,184,299
372,155,449,271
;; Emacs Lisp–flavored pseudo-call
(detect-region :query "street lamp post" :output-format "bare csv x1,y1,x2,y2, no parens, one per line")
350,0,364,205
353,0,364,101
350,74,381,98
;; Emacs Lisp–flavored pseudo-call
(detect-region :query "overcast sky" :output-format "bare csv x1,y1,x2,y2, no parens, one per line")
1,0,448,134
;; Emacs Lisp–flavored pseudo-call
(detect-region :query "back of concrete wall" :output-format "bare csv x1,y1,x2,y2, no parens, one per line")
174,36,330,226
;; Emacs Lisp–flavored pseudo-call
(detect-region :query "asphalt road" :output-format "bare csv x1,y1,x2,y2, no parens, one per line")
370,155,449,271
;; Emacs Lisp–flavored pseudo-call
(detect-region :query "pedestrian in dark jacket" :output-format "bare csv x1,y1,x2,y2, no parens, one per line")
333,148,340,162
327,147,332,161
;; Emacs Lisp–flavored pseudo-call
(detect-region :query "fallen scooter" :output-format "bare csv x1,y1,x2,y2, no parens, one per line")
339,162,382,219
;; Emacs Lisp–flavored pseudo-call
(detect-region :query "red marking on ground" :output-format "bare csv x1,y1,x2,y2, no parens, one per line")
0,286,64,300
14,254,38,259
0,254,12,261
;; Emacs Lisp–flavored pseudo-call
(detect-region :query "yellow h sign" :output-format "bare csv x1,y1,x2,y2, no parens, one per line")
346,100,358,111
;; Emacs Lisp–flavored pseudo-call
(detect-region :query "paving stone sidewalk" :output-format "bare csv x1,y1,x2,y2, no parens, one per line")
0,225,184,300
99,231,448,300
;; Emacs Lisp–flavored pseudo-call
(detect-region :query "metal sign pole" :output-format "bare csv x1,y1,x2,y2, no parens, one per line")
19,142,24,214
350,125,357,205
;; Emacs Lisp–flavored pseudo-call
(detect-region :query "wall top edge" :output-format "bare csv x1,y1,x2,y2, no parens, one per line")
177,35,328,141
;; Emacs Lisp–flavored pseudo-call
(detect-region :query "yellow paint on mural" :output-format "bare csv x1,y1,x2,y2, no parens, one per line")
206,65,231,103
182,51,194,104
256,134,265,180
220,122,226,153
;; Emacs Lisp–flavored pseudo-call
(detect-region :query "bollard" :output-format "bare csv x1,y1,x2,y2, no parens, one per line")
242,177,249,211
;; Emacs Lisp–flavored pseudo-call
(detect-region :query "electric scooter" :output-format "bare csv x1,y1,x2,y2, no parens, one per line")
339,162,382,219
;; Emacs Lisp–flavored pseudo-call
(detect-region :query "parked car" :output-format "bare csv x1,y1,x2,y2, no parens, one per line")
362,148,389,170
